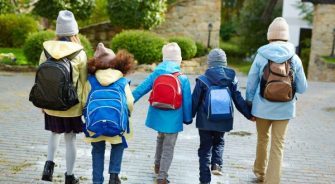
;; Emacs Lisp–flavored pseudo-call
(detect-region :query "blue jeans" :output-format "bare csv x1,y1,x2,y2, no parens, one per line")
91,141,125,184
198,129,225,183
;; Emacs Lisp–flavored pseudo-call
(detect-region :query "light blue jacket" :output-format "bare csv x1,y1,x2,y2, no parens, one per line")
132,61,193,133
246,41,308,120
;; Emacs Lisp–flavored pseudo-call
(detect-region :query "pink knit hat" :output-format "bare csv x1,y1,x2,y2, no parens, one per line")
94,43,115,63
267,17,290,41
162,42,182,64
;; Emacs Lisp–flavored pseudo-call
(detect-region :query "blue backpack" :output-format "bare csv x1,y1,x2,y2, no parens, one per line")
197,75,233,121
83,75,130,148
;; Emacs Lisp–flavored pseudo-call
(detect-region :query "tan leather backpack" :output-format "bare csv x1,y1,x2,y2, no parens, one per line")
260,58,295,102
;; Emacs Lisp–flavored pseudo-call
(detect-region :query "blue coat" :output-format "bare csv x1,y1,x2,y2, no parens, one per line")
192,67,252,132
246,41,308,120
132,61,193,133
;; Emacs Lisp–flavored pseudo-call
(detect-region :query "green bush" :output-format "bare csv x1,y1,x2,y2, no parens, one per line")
169,36,197,60
107,0,166,30
23,31,93,65
79,34,94,57
0,14,38,47
110,30,166,64
23,31,55,65
220,38,246,58
195,42,208,57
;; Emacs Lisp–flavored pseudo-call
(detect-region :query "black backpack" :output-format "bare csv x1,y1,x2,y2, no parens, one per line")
29,49,81,111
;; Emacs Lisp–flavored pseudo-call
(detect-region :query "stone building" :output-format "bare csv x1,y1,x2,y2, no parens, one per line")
153,0,221,48
303,0,335,81
80,0,221,49
302,0,335,82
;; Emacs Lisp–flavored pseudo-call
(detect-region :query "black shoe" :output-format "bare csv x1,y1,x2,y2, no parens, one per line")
41,161,55,181
109,173,121,184
65,172,79,184
211,164,223,175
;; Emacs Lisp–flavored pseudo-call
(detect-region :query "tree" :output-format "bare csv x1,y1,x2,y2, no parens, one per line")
261,0,279,22
107,0,167,30
296,1,313,25
33,0,95,28
237,0,282,55
0,0,15,14
220,0,245,41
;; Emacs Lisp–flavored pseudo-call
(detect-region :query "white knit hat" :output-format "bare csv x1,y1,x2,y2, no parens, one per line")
162,42,182,64
267,17,290,41
56,10,79,37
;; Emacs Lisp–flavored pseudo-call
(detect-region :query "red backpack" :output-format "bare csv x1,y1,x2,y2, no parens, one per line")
149,72,183,110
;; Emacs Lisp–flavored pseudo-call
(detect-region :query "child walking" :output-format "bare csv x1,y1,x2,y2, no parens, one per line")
132,42,192,184
82,43,135,184
192,48,253,184
34,10,88,184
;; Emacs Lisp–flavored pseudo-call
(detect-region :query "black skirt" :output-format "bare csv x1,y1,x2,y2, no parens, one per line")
44,113,83,134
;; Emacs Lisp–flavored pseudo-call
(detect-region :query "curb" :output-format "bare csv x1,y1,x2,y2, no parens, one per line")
0,63,36,72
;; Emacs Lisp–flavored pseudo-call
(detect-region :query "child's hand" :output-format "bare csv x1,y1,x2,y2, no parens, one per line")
249,116,256,122
183,121,192,125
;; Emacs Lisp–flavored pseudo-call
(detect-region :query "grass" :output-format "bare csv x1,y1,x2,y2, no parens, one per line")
323,56,335,64
228,57,252,75
0,47,28,65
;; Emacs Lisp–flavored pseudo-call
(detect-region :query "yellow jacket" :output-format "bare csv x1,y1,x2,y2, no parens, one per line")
39,41,88,117
82,69,134,144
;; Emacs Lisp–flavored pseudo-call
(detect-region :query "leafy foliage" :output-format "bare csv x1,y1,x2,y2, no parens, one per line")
33,0,95,21
110,30,166,64
0,0,15,14
23,31,55,65
107,0,166,29
195,42,208,57
0,14,38,47
237,0,282,55
78,0,109,26
169,36,197,60
295,2,313,25
78,34,94,57
23,31,93,65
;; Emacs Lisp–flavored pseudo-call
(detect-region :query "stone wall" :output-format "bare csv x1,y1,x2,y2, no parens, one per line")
79,0,221,49
154,0,221,48
79,22,122,48
308,4,335,81
310,56,335,82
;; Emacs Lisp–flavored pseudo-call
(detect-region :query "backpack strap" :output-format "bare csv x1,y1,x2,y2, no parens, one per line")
88,75,100,90
197,75,211,88
44,49,82,88
172,72,182,78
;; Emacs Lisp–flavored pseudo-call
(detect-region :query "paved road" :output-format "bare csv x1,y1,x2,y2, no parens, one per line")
0,71,334,184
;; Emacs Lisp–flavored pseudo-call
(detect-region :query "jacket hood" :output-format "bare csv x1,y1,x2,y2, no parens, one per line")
43,40,83,60
95,69,123,86
257,41,295,63
155,61,181,73
205,67,234,86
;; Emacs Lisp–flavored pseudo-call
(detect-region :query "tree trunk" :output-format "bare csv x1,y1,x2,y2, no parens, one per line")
261,0,279,22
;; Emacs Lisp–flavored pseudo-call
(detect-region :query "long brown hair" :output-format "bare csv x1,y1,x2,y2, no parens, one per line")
88,50,135,75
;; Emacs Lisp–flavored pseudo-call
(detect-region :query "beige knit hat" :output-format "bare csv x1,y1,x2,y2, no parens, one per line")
162,42,182,64
267,17,290,41
94,43,115,63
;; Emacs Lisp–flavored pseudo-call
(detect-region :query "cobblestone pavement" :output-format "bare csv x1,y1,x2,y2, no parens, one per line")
0,71,334,184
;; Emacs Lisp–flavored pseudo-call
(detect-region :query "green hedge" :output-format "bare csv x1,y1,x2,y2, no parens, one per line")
220,40,245,58
195,42,208,57
110,30,166,64
23,31,93,65
169,36,197,60
23,31,55,65
0,14,38,47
